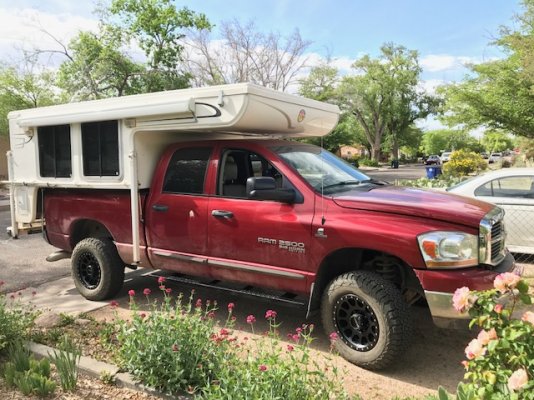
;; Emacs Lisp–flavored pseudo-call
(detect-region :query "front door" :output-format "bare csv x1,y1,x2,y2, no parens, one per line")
207,146,314,293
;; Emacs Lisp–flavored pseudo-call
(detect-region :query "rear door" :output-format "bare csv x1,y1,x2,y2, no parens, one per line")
145,145,214,274
206,144,315,293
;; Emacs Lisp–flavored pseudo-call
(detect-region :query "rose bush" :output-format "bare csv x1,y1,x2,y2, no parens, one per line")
447,272,533,399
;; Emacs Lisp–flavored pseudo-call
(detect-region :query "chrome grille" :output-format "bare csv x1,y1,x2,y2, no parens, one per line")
479,208,506,266
491,221,505,262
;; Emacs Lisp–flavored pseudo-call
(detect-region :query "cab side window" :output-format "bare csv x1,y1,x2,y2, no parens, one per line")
163,147,212,194
218,150,284,198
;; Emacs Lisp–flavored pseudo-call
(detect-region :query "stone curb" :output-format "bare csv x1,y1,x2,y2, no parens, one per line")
26,342,188,400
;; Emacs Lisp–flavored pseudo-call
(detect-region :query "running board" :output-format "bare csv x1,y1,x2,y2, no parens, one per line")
148,272,306,307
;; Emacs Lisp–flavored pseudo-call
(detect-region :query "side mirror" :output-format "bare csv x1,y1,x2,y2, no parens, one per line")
246,177,295,203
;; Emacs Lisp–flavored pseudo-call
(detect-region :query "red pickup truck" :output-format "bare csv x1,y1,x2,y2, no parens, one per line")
42,138,516,369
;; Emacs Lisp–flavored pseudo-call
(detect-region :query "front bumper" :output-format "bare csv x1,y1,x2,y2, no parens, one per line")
420,252,522,328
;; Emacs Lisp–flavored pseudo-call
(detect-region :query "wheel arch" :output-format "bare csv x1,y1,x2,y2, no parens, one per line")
70,219,115,250
309,247,424,314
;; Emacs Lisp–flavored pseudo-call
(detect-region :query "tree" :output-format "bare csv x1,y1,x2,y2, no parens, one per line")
57,31,143,100
298,63,362,153
39,0,210,100
0,62,59,135
109,0,211,93
339,43,432,161
183,19,311,91
439,0,534,138
420,129,481,155
481,131,514,153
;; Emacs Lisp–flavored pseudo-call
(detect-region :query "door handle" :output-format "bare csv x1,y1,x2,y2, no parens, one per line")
152,204,169,212
211,210,234,219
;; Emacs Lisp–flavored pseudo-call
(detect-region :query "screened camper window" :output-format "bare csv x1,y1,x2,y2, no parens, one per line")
81,120,120,176
38,125,72,178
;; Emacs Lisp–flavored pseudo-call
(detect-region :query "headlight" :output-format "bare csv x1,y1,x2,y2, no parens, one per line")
417,232,478,269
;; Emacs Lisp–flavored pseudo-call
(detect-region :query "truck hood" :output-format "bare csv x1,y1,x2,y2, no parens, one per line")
332,185,494,228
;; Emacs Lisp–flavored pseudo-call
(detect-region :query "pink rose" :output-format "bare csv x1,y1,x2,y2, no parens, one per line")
128,289,135,297
246,315,256,324
465,338,486,360
329,332,339,342
453,287,471,312
522,311,534,326
157,276,166,284
477,328,497,346
259,365,267,372
494,304,503,313
508,369,528,391
494,272,521,292
227,302,235,311
287,345,294,352
143,288,151,296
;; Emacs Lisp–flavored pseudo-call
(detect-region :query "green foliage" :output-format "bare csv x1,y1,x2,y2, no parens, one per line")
49,336,81,391
0,288,36,353
453,275,534,399
339,43,436,161
116,289,232,394
420,130,483,156
439,1,534,138
397,175,468,189
442,150,487,177
3,342,56,397
57,30,144,100
115,284,349,398
298,63,339,102
481,131,514,153
201,322,349,400
358,158,380,167
304,113,364,153
0,65,59,135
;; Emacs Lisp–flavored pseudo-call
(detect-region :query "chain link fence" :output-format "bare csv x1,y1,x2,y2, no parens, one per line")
503,204,534,265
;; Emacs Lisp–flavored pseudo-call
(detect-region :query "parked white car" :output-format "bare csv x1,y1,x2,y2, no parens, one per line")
440,151,452,163
488,152,503,164
447,168,534,254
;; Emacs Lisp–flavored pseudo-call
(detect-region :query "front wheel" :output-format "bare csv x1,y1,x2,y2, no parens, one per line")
321,271,411,370
71,238,125,301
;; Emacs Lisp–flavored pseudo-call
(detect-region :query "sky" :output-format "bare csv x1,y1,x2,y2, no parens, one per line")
0,0,524,130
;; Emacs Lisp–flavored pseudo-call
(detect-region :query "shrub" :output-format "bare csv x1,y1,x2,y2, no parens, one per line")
201,313,350,400
358,157,380,167
448,273,534,399
397,175,468,189
115,283,350,398
116,286,233,395
0,285,36,353
442,150,486,177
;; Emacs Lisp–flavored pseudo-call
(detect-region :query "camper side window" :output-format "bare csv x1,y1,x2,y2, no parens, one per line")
38,125,72,178
81,120,120,177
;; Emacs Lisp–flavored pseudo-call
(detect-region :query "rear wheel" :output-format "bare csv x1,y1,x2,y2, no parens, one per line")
321,271,411,370
71,238,125,301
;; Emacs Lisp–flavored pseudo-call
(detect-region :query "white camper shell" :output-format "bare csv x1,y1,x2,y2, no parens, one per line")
6,83,340,255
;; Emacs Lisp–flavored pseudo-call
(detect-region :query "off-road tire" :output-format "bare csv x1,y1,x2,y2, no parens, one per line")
71,238,125,301
321,271,411,370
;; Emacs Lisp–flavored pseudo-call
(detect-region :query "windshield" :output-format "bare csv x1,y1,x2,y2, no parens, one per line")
271,144,372,194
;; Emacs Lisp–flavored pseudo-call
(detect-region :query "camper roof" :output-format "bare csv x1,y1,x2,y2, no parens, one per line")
8,83,340,138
